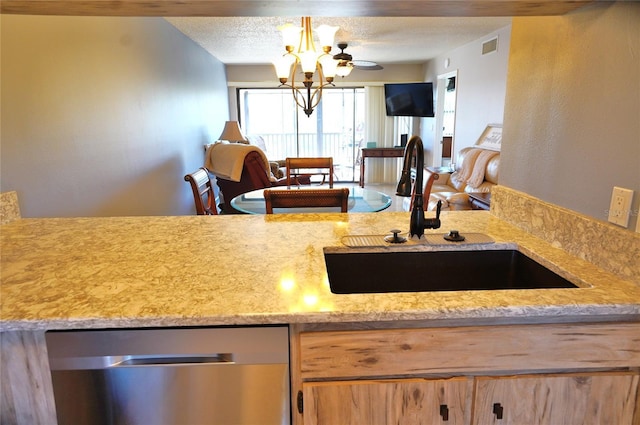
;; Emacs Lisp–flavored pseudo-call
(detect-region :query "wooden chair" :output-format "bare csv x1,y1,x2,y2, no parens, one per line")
184,167,218,215
285,157,334,188
264,188,349,214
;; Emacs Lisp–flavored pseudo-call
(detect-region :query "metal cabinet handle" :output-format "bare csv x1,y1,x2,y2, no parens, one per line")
111,353,234,366
493,403,504,420
439,404,449,421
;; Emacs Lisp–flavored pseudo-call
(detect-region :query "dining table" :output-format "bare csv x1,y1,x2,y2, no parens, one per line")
230,186,392,214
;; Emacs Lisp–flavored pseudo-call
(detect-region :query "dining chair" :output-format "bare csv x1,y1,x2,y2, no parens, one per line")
285,157,334,188
184,167,218,215
264,188,349,214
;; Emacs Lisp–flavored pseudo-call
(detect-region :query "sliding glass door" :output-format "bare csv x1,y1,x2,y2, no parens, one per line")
238,87,365,182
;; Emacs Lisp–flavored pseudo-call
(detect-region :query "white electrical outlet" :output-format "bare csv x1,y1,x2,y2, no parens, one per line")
608,186,633,227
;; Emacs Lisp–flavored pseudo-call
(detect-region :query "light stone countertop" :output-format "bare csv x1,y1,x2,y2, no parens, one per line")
1,211,639,331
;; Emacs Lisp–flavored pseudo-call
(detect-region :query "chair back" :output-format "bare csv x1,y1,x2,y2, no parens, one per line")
184,167,218,215
285,157,334,188
264,188,349,214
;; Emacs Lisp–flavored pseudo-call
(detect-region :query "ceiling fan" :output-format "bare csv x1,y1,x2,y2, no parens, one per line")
333,43,383,77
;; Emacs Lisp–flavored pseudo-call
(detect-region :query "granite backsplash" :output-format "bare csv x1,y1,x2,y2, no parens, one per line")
491,185,639,284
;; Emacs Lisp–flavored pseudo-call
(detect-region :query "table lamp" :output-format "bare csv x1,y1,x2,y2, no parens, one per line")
218,121,248,143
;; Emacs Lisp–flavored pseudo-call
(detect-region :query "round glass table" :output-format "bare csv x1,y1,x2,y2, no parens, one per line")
230,186,392,214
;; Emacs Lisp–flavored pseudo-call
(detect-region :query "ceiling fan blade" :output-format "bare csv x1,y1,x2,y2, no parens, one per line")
352,60,384,70
335,43,383,71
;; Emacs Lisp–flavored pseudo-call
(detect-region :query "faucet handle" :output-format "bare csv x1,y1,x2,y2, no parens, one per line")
423,200,442,230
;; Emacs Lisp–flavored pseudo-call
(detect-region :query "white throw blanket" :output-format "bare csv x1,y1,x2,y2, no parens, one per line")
466,149,498,188
204,142,271,183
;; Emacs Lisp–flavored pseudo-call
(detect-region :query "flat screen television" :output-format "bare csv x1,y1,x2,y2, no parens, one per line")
384,82,434,117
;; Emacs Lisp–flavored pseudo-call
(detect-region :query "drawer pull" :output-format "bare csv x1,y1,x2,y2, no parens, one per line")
439,404,449,421
493,402,504,420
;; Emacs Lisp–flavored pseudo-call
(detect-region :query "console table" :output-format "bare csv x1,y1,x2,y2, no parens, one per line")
359,147,405,187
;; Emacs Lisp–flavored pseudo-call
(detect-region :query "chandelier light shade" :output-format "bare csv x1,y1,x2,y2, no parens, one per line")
335,63,354,77
274,17,339,117
217,121,248,143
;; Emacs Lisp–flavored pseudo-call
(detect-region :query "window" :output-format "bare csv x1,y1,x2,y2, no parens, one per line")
238,87,365,182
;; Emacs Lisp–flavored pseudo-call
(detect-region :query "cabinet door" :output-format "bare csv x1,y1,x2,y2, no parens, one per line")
472,372,639,425
303,377,471,425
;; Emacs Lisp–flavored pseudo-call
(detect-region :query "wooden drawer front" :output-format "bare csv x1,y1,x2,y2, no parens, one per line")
303,377,472,425
472,372,640,425
299,323,640,380
378,150,402,157
363,149,403,157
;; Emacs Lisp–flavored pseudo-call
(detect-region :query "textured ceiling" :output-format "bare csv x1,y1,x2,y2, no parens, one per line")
166,17,512,66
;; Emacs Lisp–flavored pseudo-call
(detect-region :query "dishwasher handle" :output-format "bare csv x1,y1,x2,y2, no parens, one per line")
111,353,235,367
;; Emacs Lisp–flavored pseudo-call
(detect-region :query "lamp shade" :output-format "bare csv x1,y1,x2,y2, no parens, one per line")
315,24,338,50
277,23,303,50
319,55,338,79
218,121,248,143
300,50,318,74
274,55,295,80
336,62,353,77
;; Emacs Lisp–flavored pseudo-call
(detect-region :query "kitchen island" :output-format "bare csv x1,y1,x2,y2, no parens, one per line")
2,186,639,424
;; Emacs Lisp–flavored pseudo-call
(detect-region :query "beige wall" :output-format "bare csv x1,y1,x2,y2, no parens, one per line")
1,15,229,217
501,2,640,230
421,24,511,165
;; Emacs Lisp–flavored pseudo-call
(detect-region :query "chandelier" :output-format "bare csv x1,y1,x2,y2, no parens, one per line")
273,17,339,117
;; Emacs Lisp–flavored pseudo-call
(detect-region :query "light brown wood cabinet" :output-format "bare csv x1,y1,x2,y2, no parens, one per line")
293,322,640,425
303,377,471,425
472,373,639,425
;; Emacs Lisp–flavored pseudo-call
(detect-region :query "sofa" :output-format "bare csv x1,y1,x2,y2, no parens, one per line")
427,147,500,211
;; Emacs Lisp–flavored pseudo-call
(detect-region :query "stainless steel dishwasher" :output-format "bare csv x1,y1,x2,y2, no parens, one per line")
46,326,290,425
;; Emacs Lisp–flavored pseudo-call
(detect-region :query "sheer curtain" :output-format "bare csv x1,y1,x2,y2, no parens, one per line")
364,86,404,184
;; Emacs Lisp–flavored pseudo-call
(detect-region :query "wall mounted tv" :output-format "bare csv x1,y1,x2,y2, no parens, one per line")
384,82,435,117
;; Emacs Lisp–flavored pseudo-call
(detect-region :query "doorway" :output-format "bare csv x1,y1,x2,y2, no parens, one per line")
435,70,458,167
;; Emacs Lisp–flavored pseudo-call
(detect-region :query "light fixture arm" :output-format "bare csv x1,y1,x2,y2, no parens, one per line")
276,52,335,117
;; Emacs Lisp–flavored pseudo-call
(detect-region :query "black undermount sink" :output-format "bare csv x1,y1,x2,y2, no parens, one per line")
323,249,578,294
